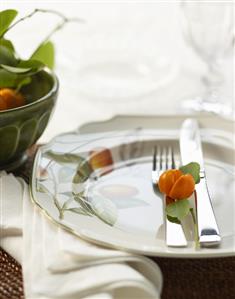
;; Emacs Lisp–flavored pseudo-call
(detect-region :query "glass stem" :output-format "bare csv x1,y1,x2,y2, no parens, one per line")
202,60,224,102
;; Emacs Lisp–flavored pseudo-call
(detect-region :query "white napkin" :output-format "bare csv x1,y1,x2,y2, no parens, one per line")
0,171,24,261
0,171,163,299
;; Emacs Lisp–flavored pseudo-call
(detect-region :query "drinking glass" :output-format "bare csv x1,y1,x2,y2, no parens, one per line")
181,1,234,117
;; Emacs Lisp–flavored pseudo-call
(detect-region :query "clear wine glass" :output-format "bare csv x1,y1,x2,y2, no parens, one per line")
181,0,234,117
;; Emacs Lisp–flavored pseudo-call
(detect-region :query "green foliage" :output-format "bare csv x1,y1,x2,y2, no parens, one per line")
180,162,200,184
166,214,181,224
0,9,56,90
0,45,17,66
166,162,200,246
31,41,55,69
166,199,190,222
1,64,32,74
0,39,15,51
46,151,87,164
0,8,83,91
0,9,18,37
0,69,17,87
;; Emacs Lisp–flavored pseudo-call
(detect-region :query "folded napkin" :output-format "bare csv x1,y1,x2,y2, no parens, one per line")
0,171,163,299
0,171,24,262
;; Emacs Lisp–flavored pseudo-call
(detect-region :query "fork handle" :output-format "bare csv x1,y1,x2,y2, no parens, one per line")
164,195,187,247
166,217,188,247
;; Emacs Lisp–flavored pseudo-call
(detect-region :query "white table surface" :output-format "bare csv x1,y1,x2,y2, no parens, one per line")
2,1,234,142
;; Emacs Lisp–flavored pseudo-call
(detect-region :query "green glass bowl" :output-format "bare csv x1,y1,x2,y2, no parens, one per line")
0,68,58,170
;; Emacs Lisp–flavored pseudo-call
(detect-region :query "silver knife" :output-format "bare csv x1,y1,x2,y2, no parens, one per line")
180,118,221,247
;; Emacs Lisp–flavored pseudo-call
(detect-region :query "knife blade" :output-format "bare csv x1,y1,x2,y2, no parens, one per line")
180,118,221,247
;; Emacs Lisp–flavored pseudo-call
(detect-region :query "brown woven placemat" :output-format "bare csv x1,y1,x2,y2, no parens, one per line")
0,145,235,299
0,248,24,299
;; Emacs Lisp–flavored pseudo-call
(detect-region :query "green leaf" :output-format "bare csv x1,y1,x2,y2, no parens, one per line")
18,59,44,70
180,162,200,184
166,199,190,221
65,207,92,216
31,41,55,69
0,60,44,75
0,45,18,66
166,214,181,224
16,76,31,91
90,194,118,226
0,68,17,87
0,38,14,51
73,160,93,184
1,64,32,74
37,182,50,194
72,194,94,215
1,59,44,74
45,151,85,164
0,10,18,37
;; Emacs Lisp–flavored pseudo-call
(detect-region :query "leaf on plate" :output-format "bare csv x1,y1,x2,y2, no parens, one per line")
166,198,190,221
31,41,55,69
61,196,73,210
73,161,93,184
90,194,118,226
46,150,85,164
72,193,94,215
166,214,181,224
65,207,92,216
77,160,92,181
180,162,200,184
112,197,149,209
36,182,50,194
58,166,76,183
0,9,18,37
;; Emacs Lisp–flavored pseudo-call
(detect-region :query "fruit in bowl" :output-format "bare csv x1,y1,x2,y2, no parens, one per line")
0,9,82,170
0,68,58,170
0,9,59,169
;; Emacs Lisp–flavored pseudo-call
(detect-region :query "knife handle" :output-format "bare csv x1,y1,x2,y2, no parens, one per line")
196,172,221,247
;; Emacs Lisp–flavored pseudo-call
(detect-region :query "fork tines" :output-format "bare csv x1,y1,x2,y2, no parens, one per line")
153,145,175,172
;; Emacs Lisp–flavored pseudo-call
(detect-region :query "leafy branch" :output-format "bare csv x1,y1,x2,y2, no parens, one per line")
2,8,84,39
0,8,84,90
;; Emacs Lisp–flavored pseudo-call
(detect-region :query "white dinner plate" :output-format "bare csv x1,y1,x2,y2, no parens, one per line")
31,115,235,258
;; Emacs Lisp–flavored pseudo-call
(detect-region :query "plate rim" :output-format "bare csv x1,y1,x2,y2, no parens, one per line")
31,128,235,258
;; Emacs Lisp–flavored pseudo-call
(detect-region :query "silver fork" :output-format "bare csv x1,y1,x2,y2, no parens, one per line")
152,146,187,247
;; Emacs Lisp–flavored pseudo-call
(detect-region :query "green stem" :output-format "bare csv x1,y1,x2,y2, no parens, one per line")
1,9,37,37
3,9,84,37
190,208,199,249
34,15,84,51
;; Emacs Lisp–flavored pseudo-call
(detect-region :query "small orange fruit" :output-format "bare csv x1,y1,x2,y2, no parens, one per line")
169,174,195,199
158,169,195,200
0,95,7,111
158,169,182,195
0,88,25,110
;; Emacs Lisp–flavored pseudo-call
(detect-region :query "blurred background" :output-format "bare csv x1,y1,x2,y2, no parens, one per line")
2,0,234,141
